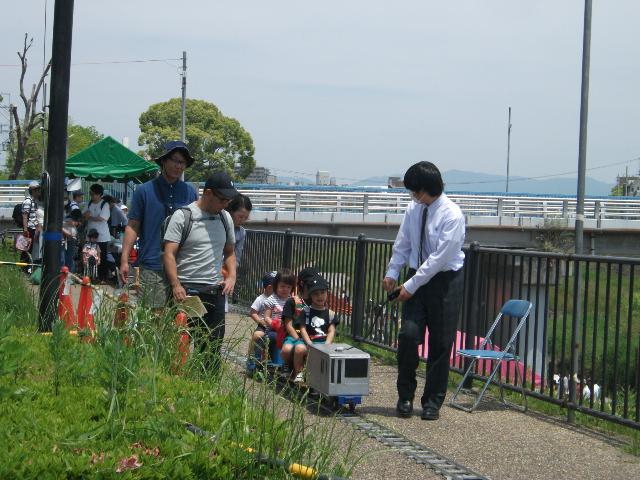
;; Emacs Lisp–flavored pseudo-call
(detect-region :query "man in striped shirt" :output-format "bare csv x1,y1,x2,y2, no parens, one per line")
21,181,41,265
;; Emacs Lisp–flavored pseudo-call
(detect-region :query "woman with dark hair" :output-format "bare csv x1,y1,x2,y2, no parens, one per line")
226,193,252,266
226,193,252,305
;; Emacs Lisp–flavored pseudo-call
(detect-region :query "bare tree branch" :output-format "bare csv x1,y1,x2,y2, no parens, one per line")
9,33,50,179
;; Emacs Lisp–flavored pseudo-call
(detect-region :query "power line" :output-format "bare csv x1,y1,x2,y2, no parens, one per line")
0,57,181,68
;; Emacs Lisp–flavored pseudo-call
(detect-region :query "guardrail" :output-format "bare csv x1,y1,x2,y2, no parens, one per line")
235,229,640,429
2,185,640,228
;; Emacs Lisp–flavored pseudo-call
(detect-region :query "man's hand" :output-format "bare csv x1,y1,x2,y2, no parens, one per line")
119,260,129,285
383,277,397,293
397,286,413,302
172,283,187,302
221,274,236,296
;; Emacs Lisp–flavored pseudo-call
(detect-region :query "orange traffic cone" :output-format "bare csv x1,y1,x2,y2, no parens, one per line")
175,311,190,370
76,276,94,331
58,266,76,328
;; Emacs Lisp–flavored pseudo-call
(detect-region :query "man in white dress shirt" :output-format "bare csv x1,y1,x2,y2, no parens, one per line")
383,161,466,420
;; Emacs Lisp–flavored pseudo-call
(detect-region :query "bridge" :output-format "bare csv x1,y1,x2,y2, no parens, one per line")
2,183,639,255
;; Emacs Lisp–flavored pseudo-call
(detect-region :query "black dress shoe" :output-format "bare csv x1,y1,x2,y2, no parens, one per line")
396,400,413,418
421,406,440,421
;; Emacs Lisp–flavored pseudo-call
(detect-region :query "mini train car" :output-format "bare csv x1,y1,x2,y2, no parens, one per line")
305,342,370,412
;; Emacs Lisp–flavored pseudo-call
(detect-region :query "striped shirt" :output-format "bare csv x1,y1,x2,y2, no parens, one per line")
22,196,38,230
264,294,290,322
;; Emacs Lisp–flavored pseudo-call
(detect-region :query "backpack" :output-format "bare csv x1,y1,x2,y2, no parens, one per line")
12,203,23,228
160,207,229,251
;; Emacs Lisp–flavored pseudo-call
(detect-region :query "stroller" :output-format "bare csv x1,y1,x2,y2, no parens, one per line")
82,229,101,280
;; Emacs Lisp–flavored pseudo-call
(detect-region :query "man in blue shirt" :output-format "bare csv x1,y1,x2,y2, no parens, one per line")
383,161,466,421
119,141,198,308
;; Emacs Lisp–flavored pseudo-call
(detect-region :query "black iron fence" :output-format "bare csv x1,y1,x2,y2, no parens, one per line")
236,229,640,429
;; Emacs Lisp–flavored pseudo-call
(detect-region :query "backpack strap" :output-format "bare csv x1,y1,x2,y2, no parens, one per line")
179,207,193,249
219,211,230,242
99,199,111,221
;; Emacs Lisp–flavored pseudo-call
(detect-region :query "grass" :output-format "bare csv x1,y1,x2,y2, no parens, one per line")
0,246,357,478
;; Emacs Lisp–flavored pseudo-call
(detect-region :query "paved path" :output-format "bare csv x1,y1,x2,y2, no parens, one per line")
225,309,640,480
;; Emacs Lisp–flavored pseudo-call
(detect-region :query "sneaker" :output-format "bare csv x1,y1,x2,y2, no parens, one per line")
293,372,304,384
246,361,256,377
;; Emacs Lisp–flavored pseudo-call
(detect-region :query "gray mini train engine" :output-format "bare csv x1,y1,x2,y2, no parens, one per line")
306,343,370,411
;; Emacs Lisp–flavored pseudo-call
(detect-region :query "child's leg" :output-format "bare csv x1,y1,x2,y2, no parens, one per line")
292,343,308,374
280,343,293,365
266,331,277,361
247,330,265,366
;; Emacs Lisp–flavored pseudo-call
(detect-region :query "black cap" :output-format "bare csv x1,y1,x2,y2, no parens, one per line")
87,228,99,238
262,271,277,288
307,275,329,294
154,140,194,168
298,267,319,286
204,172,240,200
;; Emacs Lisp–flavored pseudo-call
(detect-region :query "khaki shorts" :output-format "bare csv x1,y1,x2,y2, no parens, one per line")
139,267,169,309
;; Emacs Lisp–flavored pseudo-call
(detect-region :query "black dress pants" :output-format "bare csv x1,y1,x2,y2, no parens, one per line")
397,269,464,410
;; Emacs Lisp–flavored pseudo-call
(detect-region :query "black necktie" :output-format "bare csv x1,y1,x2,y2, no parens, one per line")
418,205,428,266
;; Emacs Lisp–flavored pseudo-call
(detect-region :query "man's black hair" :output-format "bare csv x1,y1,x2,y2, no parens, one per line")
227,193,253,213
403,161,444,197
90,183,104,196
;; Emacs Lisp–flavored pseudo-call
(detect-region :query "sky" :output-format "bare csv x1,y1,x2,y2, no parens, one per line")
1,0,639,186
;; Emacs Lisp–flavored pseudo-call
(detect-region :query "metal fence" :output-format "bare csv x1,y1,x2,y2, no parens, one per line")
236,229,640,430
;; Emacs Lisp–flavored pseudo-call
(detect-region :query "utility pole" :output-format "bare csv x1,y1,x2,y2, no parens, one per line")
39,0,75,332
180,50,186,181
506,106,512,193
42,0,49,172
41,85,47,172
569,0,592,424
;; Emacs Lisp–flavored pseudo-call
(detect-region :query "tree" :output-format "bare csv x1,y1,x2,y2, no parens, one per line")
9,34,51,180
138,98,255,182
5,120,104,179
610,184,624,196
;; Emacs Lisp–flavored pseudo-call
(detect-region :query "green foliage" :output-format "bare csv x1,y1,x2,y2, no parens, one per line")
138,98,255,182
535,218,574,253
0,263,355,477
4,120,104,179
611,184,624,196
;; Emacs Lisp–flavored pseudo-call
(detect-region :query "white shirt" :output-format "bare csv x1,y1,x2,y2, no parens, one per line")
87,200,111,243
385,194,465,295
250,293,270,318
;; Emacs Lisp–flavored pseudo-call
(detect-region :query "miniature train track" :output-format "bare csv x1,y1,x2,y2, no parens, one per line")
222,347,488,480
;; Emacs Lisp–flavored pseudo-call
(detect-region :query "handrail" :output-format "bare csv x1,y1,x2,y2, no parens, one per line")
2,185,640,222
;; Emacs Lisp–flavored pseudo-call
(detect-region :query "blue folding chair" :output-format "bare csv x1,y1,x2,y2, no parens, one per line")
449,299,532,413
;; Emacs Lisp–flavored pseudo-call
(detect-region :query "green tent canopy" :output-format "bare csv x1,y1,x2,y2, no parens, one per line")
65,136,158,182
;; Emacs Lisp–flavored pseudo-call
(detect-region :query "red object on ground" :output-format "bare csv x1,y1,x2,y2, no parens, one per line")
57,266,76,328
114,292,129,327
76,276,95,331
129,245,138,264
175,312,189,367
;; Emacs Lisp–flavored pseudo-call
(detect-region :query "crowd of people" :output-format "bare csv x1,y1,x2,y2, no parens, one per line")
16,143,465,421
16,180,128,280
